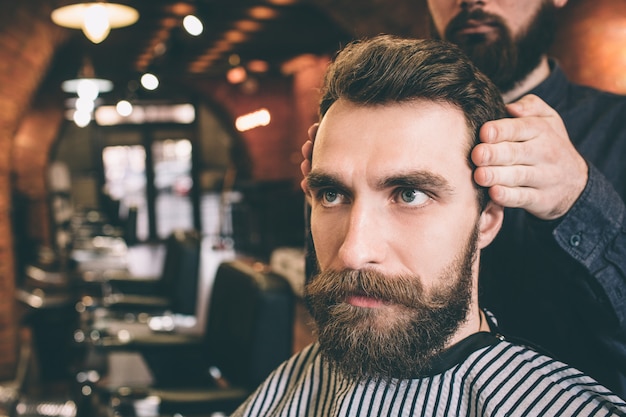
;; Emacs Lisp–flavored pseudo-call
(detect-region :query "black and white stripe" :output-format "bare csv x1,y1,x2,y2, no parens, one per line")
232,341,626,416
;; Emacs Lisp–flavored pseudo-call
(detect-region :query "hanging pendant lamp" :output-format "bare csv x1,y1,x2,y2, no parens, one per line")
51,2,139,44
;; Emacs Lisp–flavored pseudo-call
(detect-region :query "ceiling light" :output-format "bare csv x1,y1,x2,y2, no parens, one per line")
223,30,247,43
183,15,203,36
51,2,139,44
247,59,269,73
73,109,92,128
226,66,247,84
235,108,271,132
248,6,278,20
233,20,262,33
116,100,133,117
228,54,241,66
62,77,113,96
62,57,113,98
140,73,159,90
75,97,95,113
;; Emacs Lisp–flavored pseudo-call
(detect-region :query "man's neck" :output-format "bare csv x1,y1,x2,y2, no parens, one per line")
501,55,551,104
446,303,488,349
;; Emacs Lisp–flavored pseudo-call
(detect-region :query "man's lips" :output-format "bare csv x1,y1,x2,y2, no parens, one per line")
453,19,497,35
345,294,387,308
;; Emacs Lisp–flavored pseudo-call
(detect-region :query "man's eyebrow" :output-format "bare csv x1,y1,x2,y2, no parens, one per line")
306,172,344,190
307,171,454,194
378,171,454,194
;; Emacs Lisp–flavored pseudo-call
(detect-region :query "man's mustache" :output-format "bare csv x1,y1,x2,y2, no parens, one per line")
445,9,507,39
305,269,447,310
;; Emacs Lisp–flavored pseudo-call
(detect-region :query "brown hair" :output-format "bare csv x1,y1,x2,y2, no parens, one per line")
319,35,506,209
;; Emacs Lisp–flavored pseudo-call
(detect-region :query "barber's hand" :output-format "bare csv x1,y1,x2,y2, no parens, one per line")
472,94,588,220
300,123,318,193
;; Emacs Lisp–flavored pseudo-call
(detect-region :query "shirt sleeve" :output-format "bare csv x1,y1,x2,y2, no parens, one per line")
553,163,626,327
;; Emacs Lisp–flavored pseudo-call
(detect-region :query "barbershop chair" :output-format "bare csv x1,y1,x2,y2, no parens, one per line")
78,229,202,318
87,258,295,416
16,248,80,385
0,328,33,416
8,318,78,417
74,229,204,349
73,229,204,415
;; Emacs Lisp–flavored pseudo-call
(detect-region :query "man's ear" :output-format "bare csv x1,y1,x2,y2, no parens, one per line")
477,201,504,249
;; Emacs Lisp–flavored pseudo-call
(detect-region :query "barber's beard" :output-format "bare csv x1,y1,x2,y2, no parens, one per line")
304,226,479,381
438,1,557,95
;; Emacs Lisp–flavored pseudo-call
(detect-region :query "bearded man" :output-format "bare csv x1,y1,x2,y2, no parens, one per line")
231,35,626,416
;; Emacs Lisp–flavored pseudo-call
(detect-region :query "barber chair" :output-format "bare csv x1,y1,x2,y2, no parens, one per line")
11,300,79,417
16,246,80,385
84,258,295,416
77,229,202,319
0,328,33,416
0,328,76,417
74,229,204,351
72,230,202,410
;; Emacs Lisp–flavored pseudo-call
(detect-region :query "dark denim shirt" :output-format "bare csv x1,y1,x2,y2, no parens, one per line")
479,61,626,398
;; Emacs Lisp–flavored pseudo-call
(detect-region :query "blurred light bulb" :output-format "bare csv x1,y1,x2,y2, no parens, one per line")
116,100,133,116
235,108,271,132
76,79,99,100
141,73,159,90
226,66,247,84
75,97,95,113
183,15,203,36
73,110,91,127
82,3,110,44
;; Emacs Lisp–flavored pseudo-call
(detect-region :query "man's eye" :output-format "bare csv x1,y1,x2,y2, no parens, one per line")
318,189,345,206
323,190,338,203
397,189,430,206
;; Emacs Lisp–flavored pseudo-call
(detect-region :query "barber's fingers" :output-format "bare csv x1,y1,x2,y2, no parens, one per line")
472,94,587,219
300,124,318,193
308,123,319,142
301,140,313,162
474,164,543,189
484,183,576,220
477,95,563,150
480,94,556,143
506,94,560,119
300,160,311,193
486,184,536,210
472,139,537,168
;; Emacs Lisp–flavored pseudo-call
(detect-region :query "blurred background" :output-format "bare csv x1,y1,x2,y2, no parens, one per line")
0,0,624,415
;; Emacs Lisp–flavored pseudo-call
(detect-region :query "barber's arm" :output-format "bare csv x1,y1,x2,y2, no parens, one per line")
552,164,626,326
472,94,626,327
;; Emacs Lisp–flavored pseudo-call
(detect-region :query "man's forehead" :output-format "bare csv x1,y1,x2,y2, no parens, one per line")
314,100,471,162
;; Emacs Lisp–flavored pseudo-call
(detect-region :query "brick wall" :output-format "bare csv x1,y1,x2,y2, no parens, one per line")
0,0,65,379
13,96,66,248
196,76,303,185
551,0,626,94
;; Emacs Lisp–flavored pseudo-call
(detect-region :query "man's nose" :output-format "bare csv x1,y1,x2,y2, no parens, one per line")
459,0,486,11
337,202,386,270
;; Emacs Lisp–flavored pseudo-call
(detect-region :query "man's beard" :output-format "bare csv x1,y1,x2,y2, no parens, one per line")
436,1,557,95
304,226,479,381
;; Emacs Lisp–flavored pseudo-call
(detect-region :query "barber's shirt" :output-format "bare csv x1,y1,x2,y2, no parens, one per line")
231,333,626,416
479,61,626,397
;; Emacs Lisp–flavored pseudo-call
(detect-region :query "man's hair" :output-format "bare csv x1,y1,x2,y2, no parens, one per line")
319,35,506,209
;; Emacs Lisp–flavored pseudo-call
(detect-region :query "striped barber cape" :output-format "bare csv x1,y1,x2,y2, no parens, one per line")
231,332,626,416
